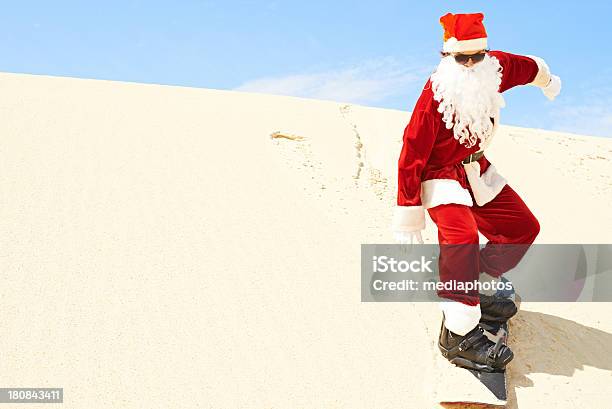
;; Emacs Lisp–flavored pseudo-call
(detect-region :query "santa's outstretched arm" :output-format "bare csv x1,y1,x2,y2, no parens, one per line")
489,50,562,100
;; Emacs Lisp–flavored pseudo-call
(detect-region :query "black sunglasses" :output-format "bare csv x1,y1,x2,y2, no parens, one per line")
452,51,487,65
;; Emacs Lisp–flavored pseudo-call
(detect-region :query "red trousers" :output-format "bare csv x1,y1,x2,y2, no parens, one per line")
427,184,540,305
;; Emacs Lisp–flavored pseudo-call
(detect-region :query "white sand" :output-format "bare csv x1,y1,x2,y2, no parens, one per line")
0,72,611,408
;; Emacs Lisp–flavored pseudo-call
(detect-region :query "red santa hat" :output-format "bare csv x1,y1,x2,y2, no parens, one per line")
439,12,488,53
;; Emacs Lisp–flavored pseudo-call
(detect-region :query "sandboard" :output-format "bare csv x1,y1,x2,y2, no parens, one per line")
434,320,509,408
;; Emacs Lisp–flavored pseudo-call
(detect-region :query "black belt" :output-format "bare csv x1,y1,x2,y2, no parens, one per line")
462,151,484,164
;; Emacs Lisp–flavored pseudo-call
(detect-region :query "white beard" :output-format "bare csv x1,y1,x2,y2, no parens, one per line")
430,54,506,149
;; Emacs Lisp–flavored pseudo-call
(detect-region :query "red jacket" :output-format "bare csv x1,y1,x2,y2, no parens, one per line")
393,51,551,233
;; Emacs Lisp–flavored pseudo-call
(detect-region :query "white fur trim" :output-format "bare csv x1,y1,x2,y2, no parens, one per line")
525,55,552,88
443,37,488,53
391,206,425,233
463,161,507,206
421,179,473,209
440,301,482,336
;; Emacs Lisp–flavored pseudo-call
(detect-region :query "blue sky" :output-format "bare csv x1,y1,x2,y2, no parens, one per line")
1,1,611,137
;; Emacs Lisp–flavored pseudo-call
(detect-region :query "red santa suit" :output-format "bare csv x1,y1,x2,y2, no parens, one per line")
392,13,560,335
396,50,550,226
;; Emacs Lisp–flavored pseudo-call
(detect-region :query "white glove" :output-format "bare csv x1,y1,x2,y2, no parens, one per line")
542,75,561,101
393,230,424,244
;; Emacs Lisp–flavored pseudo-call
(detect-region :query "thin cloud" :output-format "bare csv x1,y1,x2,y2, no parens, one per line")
546,85,612,138
548,105,612,138
234,57,431,105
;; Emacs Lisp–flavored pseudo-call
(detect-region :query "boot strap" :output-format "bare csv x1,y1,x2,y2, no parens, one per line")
458,328,486,352
486,337,505,366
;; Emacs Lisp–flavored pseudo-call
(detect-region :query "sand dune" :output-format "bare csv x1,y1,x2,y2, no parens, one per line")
0,72,611,408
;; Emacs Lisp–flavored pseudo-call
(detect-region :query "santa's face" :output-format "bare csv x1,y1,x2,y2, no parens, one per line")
430,50,506,149
451,49,487,68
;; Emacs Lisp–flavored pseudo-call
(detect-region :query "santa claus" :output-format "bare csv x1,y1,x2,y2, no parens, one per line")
391,12,561,371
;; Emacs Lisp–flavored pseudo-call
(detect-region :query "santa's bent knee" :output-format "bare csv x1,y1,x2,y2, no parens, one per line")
529,216,541,241
505,212,540,244
520,214,540,243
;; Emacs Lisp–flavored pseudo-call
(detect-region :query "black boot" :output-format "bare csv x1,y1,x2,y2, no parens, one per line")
438,317,513,372
479,294,518,322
